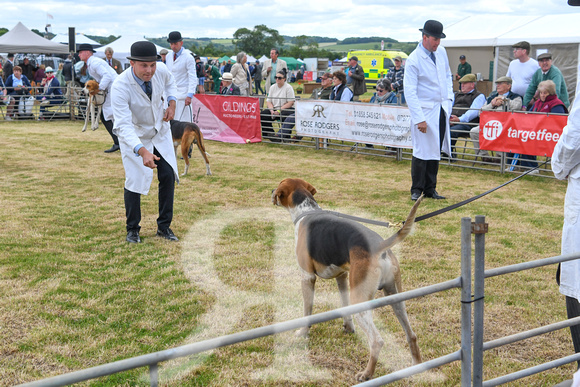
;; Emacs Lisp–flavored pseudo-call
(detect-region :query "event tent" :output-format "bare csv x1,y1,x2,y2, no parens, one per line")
279,57,301,70
443,14,580,102
94,35,166,70
0,22,70,54
217,55,231,64
51,33,102,50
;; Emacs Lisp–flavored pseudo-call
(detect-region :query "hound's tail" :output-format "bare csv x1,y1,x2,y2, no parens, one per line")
373,195,423,255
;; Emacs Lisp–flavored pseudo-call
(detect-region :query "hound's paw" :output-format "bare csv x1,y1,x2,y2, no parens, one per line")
356,370,372,382
343,322,355,334
295,327,309,337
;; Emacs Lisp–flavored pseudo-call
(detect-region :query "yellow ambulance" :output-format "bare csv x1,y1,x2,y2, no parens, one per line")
347,50,408,88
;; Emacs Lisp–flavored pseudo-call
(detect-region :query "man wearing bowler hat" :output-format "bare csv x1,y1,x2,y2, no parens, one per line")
165,31,198,122
404,20,453,201
77,43,120,153
111,41,179,243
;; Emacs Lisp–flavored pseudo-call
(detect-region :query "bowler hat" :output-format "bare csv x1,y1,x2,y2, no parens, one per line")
459,74,477,83
537,52,552,61
77,43,96,53
127,41,159,62
420,20,446,39
495,76,512,84
512,41,530,52
167,31,183,43
569,0,580,5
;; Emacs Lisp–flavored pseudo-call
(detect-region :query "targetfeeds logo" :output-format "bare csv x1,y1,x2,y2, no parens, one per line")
482,120,503,141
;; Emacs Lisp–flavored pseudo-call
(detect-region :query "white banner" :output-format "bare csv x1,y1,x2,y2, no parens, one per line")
295,100,413,147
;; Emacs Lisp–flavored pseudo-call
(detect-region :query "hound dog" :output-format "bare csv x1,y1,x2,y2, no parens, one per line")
81,80,106,132
170,120,212,176
272,178,423,381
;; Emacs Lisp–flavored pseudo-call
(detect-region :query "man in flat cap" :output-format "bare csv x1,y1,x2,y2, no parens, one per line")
165,31,198,122
111,41,179,243
159,49,168,64
470,76,522,162
385,55,405,104
524,52,569,109
346,55,367,101
404,20,454,201
506,41,539,98
449,73,486,159
77,43,120,153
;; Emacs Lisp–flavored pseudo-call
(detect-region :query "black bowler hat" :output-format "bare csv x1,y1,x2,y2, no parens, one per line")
127,41,159,62
419,20,446,39
569,0,580,5
77,43,96,53
167,31,183,43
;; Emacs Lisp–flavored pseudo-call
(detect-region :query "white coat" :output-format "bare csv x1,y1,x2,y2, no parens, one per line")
86,55,118,121
165,48,198,122
551,88,580,302
404,43,454,160
111,62,179,195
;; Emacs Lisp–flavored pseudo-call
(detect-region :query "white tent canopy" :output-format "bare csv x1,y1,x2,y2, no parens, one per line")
0,22,70,54
258,55,268,63
51,33,102,49
94,35,166,70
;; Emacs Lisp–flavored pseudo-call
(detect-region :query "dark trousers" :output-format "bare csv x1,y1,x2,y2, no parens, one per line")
566,296,580,369
411,106,446,196
260,108,294,137
124,148,175,232
506,152,538,168
254,79,264,95
450,123,472,158
100,110,119,146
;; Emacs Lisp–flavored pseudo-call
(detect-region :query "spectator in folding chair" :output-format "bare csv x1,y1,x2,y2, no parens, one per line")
36,66,63,118
4,65,32,120
448,73,485,159
470,76,522,163
260,70,294,142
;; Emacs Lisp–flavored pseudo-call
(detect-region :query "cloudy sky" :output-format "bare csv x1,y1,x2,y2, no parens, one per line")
2,0,579,43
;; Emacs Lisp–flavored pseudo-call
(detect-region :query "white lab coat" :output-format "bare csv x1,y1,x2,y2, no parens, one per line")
165,48,198,122
552,88,580,302
404,43,454,160
86,55,118,121
111,63,179,195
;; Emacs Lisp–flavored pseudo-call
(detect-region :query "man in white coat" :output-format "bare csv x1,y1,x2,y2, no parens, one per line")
165,31,198,122
404,20,454,201
77,43,120,153
551,63,580,371
111,41,179,244
262,48,288,95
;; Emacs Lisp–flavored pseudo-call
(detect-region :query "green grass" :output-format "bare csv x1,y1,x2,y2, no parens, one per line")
0,120,576,386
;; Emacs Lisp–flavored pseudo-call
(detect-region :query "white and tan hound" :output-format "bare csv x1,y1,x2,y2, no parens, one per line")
81,80,105,132
272,178,423,381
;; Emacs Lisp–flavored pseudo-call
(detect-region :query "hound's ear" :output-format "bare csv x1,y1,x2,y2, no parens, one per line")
306,183,317,196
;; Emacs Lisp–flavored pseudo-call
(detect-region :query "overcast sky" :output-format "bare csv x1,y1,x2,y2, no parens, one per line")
3,0,579,43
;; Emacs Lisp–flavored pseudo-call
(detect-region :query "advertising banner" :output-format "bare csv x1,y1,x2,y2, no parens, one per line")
190,95,262,144
295,100,412,147
479,111,567,157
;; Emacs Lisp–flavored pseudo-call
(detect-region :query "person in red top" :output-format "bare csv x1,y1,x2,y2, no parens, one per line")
531,80,568,114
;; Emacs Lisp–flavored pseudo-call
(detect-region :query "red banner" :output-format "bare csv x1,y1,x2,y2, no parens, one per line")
479,111,567,157
190,95,262,144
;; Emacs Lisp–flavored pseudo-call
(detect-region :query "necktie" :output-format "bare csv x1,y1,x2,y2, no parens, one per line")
144,81,152,100
174,53,177,61
109,59,112,67
430,52,436,64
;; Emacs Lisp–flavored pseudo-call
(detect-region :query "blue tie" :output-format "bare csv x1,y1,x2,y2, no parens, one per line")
144,81,152,100
430,52,436,64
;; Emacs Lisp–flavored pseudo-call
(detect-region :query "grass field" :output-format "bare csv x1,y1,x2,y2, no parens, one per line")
0,120,576,386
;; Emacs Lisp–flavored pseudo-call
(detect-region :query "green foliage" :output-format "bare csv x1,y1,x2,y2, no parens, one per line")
232,24,284,57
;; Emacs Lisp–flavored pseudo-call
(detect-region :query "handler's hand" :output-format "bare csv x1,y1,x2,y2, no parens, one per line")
417,121,427,133
139,148,159,169
185,96,192,106
164,101,176,122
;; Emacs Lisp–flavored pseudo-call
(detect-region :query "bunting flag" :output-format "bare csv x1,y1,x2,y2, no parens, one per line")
47,13,54,19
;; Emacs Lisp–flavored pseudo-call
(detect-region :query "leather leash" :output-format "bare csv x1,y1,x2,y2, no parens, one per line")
293,160,548,228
